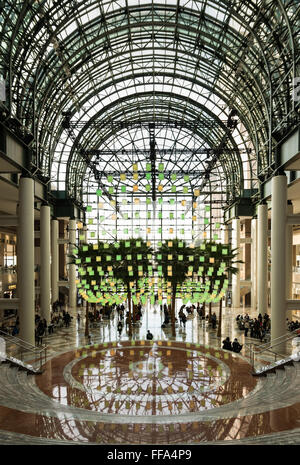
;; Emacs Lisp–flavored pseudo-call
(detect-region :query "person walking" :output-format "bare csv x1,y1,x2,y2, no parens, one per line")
35,320,45,346
117,320,123,337
181,312,187,330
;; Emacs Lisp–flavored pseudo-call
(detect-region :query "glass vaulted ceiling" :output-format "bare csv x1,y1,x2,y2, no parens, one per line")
0,0,299,219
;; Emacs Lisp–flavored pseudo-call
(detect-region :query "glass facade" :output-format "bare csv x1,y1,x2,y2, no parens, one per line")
0,1,298,234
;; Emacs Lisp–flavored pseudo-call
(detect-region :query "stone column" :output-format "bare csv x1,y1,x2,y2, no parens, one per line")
221,224,229,244
0,234,4,268
251,216,257,310
286,201,293,309
257,203,268,316
40,204,51,324
68,218,77,308
271,175,287,350
18,176,35,346
83,223,88,244
232,218,241,308
79,222,87,245
51,218,59,304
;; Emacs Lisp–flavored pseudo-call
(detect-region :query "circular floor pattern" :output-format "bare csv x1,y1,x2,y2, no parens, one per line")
64,342,230,416
3,338,300,444
36,340,257,421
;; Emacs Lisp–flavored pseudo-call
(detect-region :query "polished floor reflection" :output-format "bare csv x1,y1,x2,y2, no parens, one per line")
0,303,300,444
35,341,255,417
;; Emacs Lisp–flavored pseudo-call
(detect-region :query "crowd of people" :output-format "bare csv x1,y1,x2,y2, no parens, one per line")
8,296,300,357
34,310,73,345
287,319,300,332
236,312,271,342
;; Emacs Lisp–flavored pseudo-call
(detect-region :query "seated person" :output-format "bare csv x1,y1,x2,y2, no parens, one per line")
232,338,243,353
222,337,232,351
146,330,153,340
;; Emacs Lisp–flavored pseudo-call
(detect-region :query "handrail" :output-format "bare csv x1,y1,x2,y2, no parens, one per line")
0,329,37,350
246,329,300,372
254,329,300,355
0,329,47,372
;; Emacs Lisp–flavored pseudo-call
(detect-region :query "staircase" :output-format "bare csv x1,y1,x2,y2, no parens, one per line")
247,329,300,376
0,329,46,375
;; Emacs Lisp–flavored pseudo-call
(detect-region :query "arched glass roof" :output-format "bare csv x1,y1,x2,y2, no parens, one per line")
0,0,299,213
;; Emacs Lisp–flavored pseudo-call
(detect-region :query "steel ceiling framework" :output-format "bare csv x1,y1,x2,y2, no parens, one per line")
0,0,299,210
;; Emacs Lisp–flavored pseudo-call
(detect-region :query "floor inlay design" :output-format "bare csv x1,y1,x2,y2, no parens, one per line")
1,305,300,444
42,341,237,417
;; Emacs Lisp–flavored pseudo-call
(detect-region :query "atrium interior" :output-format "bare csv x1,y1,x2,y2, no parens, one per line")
0,0,299,446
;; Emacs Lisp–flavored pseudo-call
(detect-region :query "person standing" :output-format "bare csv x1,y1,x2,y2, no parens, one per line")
211,312,217,329
117,320,123,337
244,320,250,337
181,312,187,330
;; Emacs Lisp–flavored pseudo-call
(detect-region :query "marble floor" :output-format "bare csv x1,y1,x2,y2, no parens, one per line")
0,302,300,445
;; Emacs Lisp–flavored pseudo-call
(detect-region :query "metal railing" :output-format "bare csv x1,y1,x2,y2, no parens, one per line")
0,329,47,373
246,329,300,373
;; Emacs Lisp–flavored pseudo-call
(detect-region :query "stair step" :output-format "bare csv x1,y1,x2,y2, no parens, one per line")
5,356,42,375
253,353,300,376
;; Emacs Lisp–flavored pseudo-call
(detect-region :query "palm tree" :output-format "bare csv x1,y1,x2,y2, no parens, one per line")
69,240,113,337
110,238,153,337
156,238,192,337
198,241,241,337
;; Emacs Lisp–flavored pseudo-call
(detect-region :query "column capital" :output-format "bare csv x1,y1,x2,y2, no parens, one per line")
274,169,286,177
20,172,33,180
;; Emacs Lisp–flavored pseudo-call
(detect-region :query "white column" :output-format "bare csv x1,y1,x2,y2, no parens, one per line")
271,175,287,349
286,201,293,301
40,204,51,323
16,204,19,298
79,222,87,245
251,217,257,310
51,218,59,304
68,218,77,308
83,224,88,244
257,203,268,315
232,218,241,308
18,176,35,346
0,233,4,268
221,224,229,244
221,225,229,308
